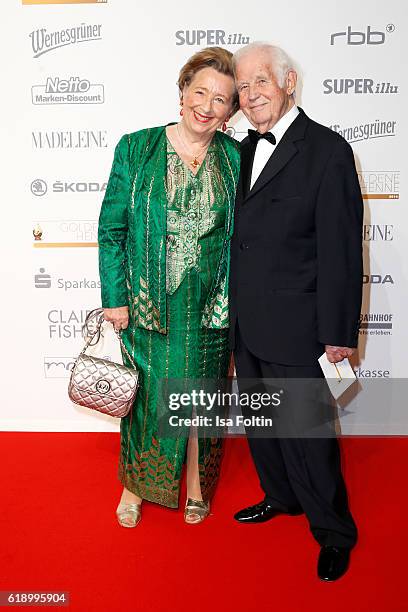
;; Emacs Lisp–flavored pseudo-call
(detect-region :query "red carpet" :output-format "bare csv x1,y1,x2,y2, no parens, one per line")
0,433,407,611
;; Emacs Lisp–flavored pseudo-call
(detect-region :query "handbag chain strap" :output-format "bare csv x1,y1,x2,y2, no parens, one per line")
79,308,138,370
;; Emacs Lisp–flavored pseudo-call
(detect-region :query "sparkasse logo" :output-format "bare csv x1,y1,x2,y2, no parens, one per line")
354,367,391,378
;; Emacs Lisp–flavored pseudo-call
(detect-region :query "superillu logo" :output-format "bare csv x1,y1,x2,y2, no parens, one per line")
175,30,249,46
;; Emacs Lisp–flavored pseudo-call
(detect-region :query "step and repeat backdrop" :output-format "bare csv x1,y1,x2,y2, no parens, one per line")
1,0,406,431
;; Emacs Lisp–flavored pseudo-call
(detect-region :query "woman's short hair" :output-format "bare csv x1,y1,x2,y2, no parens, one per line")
178,46,240,114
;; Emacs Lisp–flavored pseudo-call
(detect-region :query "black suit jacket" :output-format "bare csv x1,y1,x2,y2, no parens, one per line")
229,108,363,366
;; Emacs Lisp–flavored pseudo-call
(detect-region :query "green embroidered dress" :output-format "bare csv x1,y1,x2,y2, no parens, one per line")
98,126,240,507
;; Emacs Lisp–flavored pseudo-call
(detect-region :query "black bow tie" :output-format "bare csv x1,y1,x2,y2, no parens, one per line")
248,129,276,145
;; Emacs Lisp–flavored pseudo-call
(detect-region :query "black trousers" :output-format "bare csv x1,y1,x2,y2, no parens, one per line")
233,322,358,548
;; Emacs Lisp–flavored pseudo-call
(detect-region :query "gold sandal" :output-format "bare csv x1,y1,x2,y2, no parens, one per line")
184,498,210,524
116,502,142,528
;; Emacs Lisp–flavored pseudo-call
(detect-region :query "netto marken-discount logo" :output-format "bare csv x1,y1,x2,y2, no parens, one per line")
29,24,102,58
32,76,104,105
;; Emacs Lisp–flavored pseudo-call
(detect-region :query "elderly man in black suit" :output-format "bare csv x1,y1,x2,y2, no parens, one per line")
229,42,363,581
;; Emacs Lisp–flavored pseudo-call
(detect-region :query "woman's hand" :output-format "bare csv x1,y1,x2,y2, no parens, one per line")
103,306,129,331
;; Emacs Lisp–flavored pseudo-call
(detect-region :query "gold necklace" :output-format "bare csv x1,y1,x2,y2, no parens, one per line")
176,123,211,169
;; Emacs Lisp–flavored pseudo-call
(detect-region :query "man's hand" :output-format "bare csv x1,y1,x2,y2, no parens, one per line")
325,345,355,364
103,306,129,331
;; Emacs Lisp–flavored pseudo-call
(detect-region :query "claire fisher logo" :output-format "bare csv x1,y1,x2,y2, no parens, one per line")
330,24,395,45
32,77,104,105
329,119,396,144
29,24,102,58
175,30,250,45
358,171,399,200
31,178,106,195
47,309,91,339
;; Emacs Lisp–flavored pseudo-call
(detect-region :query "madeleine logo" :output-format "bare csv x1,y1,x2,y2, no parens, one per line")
23,1,106,5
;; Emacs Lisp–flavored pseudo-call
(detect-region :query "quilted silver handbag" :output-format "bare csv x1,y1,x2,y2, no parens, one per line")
68,309,139,418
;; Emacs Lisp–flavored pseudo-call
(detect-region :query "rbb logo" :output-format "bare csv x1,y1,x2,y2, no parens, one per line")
330,26,388,45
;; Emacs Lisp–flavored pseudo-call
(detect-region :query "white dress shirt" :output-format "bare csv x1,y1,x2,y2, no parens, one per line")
250,105,300,189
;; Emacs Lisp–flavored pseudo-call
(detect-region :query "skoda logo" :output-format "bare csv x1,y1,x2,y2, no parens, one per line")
31,178,47,196
96,379,111,394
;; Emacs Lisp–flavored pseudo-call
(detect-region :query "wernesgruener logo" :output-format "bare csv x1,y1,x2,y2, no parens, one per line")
29,24,102,58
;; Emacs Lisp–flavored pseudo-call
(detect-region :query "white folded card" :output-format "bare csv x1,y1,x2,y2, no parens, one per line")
318,353,357,400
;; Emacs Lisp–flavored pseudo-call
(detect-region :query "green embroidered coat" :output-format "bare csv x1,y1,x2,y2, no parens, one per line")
98,126,239,329
98,126,240,507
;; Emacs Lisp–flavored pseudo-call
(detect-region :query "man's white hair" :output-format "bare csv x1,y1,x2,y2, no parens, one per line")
233,42,296,88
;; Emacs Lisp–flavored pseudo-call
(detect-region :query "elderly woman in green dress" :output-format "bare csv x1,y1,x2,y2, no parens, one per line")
98,47,240,527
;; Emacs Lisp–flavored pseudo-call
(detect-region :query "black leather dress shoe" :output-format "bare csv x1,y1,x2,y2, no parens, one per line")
317,546,351,581
234,500,303,523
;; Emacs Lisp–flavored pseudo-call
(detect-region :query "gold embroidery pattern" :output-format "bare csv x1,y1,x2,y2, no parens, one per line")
201,276,229,328
132,276,166,333
199,442,223,501
165,141,225,295
119,436,180,508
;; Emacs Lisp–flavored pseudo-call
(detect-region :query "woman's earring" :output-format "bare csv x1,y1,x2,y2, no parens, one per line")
180,103,183,117
222,122,227,132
